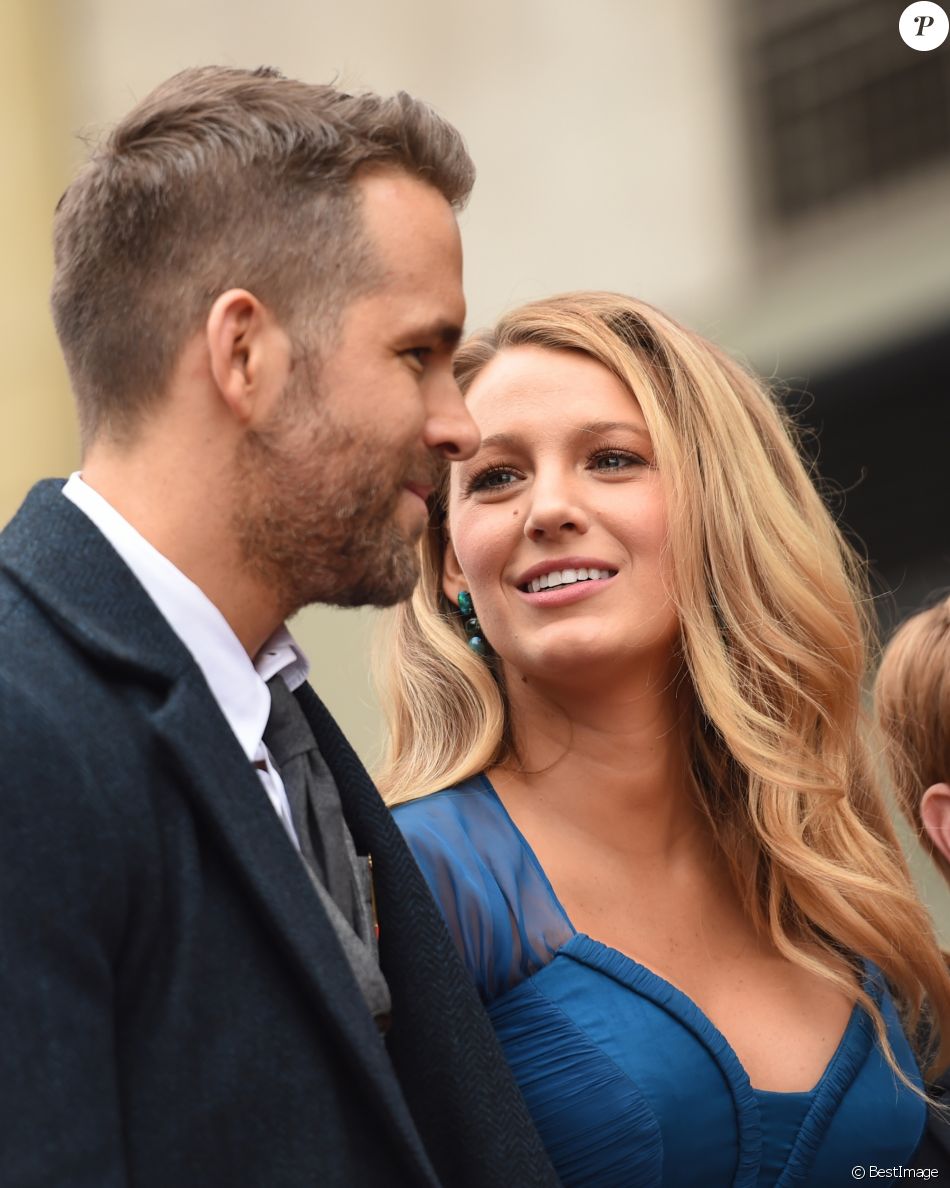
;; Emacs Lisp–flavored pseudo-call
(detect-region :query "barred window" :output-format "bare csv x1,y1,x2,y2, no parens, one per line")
741,0,950,223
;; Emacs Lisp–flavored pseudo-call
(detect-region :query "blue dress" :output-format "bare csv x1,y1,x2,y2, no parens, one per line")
393,775,925,1187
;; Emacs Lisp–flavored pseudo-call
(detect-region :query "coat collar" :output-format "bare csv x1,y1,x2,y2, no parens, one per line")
0,480,192,686
0,481,439,1186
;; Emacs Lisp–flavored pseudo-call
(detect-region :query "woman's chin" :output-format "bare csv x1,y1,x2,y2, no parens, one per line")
499,624,680,692
505,639,627,688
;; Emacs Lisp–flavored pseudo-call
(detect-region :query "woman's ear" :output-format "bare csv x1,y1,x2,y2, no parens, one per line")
205,289,291,425
442,537,466,607
921,783,950,869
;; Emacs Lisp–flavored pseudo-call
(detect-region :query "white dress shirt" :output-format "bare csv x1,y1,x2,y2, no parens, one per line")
62,472,307,848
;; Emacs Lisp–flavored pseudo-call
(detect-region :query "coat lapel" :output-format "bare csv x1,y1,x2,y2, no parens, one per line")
0,482,439,1187
149,677,438,1185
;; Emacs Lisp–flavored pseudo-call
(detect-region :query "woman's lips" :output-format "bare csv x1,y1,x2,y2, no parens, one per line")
516,572,617,607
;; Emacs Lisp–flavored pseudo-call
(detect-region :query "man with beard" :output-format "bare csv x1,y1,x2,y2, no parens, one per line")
0,67,559,1188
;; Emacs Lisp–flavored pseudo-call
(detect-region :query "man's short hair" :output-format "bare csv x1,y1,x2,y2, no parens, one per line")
50,65,475,444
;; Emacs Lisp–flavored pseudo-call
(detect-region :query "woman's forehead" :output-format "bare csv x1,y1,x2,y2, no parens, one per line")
464,344,644,430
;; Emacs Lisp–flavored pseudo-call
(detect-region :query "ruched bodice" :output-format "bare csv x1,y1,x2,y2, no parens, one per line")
393,776,925,1187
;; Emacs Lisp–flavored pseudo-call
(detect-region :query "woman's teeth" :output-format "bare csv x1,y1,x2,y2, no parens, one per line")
523,568,615,594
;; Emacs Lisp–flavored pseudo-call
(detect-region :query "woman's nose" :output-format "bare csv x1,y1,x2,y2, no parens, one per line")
523,473,590,541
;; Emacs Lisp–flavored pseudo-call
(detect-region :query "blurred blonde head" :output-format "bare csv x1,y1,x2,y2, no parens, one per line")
875,594,950,883
374,291,950,1079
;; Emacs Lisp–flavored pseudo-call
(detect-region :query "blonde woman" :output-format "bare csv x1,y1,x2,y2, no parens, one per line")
875,593,950,1166
376,292,950,1185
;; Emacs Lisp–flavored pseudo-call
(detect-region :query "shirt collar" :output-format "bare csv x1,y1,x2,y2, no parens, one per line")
62,473,310,760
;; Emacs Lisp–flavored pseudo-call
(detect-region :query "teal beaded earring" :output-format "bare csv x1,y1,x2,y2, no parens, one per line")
457,590,488,656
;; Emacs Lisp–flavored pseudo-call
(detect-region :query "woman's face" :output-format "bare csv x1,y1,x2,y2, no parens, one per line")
444,344,679,686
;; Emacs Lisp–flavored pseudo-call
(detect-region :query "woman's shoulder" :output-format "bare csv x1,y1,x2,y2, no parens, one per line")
391,775,572,1001
391,775,502,854
390,774,511,895
392,774,492,813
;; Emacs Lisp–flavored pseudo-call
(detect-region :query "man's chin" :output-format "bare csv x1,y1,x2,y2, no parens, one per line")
307,553,420,611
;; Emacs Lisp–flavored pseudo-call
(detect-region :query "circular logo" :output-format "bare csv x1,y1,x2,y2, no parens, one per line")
900,2,949,49
851,1169,866,1181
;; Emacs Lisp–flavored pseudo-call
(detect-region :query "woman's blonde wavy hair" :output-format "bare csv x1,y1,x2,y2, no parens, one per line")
374,291,950,1081
875,593,950,885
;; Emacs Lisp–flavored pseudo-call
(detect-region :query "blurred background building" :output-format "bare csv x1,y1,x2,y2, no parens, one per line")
3,0,949,929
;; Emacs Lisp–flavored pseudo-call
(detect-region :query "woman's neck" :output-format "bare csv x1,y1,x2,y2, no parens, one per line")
494,657,706,863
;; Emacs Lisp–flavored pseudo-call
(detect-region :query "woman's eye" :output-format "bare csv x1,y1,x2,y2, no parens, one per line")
467,466,520,493
588,449,645,471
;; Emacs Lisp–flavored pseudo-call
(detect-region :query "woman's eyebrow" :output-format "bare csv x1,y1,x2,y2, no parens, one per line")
472,432,520,452
578,420,651,440
471,421,651,456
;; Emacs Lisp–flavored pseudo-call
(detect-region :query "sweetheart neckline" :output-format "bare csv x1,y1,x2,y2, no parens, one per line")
476,772,867,1097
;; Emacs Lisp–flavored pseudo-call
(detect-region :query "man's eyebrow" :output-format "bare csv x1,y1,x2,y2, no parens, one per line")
420,320,464,349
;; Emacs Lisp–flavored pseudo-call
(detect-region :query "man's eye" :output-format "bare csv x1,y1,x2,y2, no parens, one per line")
403,347,431,367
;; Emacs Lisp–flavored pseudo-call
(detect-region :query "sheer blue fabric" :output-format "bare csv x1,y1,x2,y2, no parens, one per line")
394,775,926,1187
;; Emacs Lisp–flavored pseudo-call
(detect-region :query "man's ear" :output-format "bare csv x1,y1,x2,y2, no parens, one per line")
205,289,291,424
442,536,466,608
921,783,950,868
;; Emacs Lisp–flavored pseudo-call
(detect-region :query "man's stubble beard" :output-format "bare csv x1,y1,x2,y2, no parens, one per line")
231,378,427,617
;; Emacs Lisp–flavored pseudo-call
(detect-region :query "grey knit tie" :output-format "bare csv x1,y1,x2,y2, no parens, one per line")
262,677,391,1025
264,676,358,920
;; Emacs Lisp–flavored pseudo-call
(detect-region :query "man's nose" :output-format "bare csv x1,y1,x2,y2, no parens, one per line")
424,375,480,461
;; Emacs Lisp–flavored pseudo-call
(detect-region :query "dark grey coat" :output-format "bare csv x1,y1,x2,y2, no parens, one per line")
0,481,560,1188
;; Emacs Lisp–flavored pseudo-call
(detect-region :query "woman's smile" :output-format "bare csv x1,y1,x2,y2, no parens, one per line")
514,557,619,606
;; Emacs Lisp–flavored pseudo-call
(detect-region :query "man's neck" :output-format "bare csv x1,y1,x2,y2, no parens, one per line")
79,453,283,659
